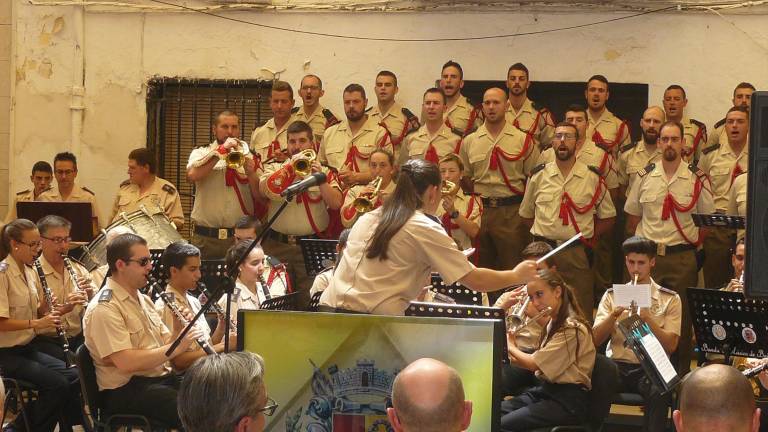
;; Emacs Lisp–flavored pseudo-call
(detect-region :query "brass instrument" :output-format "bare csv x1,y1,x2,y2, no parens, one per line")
149,276,216,356
507,306,552,333
292,149,317,177
224,139,247,170
33,259,76,367
352,176,383,214
441,180,460,196
735,359,764,398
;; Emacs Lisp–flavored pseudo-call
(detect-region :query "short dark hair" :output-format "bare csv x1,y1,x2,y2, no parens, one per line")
565,104,588,121
370,148,395,167
521,241,554,267
235,215,261,231
128,148,157,174
271,80,294,98
438,153,464,172
107,233,147,273
727,105,750,119
0,219,37,260
555,121,579,140
507,62,529,78
162,241,201,276
225,240,264,276
376,70,398,87
441,60,464,80
32,161,53,175
214,110,239,126
664,84,687,99
54,152,78,170
37,215,72,237
622,235,657,258
733,82,756,96
343,83,366,100
286,120,314,140
660,120,684,138
423,87,447,104
586,74,609,91
301,74,323,89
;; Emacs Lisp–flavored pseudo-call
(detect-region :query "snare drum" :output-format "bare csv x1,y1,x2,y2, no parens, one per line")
79,206,183,271
262,256,291,297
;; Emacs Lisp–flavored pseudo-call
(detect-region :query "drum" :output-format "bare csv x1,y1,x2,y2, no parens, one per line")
78,206,183,271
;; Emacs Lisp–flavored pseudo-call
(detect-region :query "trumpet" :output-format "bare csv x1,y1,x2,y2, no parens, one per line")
149,276,216,356
352,176,383,214
441,180,460,196
506,296,530,332
292,149,317,176
224,139,247,170
507,306,552,333
33,259,76,368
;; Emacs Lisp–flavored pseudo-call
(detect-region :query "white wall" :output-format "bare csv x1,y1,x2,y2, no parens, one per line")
6,2,768,222
0,2,11,218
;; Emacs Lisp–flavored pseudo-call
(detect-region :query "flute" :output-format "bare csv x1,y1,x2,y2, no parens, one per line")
148,277,216,356
33,259,76,368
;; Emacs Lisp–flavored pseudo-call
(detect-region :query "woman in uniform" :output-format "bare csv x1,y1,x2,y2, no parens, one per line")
219,239,268,323
340,149,397,227
436,153,482,253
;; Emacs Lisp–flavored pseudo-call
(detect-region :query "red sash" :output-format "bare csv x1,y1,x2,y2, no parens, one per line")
558,176,607,247
661,177,704,246
489,134,533,195
591,120,630,152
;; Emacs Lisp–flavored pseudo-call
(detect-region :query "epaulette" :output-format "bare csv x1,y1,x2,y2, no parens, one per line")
162,184,177,195
702,143,720,155
620,141,637,153
690,118,706,130
604,287,614,293
402,107,421,133
658,286,677,295
637,163,655,178
119,179,131,188
290,106,300,114
588,165,603,176
688,163,707,179
531,101,551,115
365,106,373,113
15,189,30,196
451,127,465,137
401,107,418,121
81,186,95,196
713,117,726,129
40,186,53,194
98,288,113,303
530,163,546,177
0,262,7,273
232,287,241,302
320,265,334,274
595,141,611,153
321,108,340,125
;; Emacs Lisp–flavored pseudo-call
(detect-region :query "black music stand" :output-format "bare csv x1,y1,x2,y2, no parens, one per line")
198,260,227,296
17,201,94,242
299,238,338,277
618,314,681,394
687,288,768,364
308,291,323,312
692,213,745,230
430,273,484,306
260,292,301,311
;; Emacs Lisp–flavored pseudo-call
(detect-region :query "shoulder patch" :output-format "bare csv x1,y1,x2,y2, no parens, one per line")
451,127,465,137
119,179,131,188
702,143,720,155
594,141,611,153
637,163,655,178
98,288,113,303
530,163,546,176
322,108,339,121
15,189,31,196
0,262,7,273
81,186,95,196
40,186,53,194
162,184,176,195
290,106,300,114
713,118,726,129
658,286,677,295
401,107,417,121
688,163,707,178
588,165,603,176
620,141,638,153
690,118,706,129
364,106,373,113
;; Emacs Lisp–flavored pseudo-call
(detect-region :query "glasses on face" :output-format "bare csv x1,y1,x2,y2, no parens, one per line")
42,236,72,244
18,240,43,249
553,133,577,141
55,169,76,176
127,257,152,267
659,136,681,144
257,398,278,416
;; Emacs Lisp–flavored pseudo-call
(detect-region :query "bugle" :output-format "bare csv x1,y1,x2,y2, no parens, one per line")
441,180,460,196
352,176,383,214
507,306,552,333
224,138,248,170
292,149,317,177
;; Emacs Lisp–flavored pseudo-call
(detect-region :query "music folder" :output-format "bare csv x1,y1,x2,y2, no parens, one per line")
618,314,681,394
17,201,94,242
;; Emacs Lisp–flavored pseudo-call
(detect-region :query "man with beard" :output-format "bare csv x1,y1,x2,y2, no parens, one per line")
440,61,483,141
585,75,632,157
250,81,296,162
367,71,420,162
698,106,749,289
291,74,340,145
320,83,391,188
401,87,462,165
708,82,755,147
505,63,556,154
625,121,715,374
460,88,535,277
520,122,616,315
663,85,707,162
262,120,343,296
617,106,665,199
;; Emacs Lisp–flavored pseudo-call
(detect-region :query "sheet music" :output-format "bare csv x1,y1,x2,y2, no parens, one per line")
641,333,677,383
613,284,651,308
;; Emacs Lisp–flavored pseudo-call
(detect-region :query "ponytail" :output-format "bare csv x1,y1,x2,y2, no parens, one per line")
0,219,37,261
366,159,440,260
537,268,592,346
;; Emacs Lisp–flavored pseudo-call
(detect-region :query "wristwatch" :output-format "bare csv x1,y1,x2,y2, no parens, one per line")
449,210,460,220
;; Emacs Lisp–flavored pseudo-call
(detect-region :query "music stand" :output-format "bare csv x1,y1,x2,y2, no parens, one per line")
299,238,338,277
687,288,768,364
618,314,681,394
430,273,484,305
199,260,227,296
260,292,301,311
692,213,745,230
17,201,94,242
308,291,323,312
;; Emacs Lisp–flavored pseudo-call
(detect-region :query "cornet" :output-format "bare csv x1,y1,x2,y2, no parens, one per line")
507,306,553,333
292,149,317,177
441,180,460,196
224,139,247,170
352,176,383,214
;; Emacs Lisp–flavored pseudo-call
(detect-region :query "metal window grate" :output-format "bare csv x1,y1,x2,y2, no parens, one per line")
146,78,272,238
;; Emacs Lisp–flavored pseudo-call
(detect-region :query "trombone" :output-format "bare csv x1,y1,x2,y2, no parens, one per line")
292,149,317,177
352,176,383,213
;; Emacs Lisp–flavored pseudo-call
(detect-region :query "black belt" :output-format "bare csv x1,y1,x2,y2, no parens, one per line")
265,230,317,246
194,225,235,240
662,243,696,255
533,235,584,251
481,195,523,208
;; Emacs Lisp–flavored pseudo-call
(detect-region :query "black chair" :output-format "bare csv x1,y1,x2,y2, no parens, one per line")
1,377,35,431
75,344,152,432
308,291,323,312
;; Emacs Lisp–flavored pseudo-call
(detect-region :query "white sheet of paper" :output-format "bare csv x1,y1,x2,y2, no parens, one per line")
641,333,678,383
613,284,651,309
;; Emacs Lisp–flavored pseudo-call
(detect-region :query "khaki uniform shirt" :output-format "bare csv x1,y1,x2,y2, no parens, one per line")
39,184,101,229
595,279,681,364
698,142,749,212
538,140,618,190
110,177,184,228
435,193,483,251
681,117,707,161
340,180,396,228
37,255,94,337
401,124,462,166
587,109,631,156
320,208,475,315
292,104,338,143
520,161,616,241
91,265,108,291
444,95,482,135
310,268,334,296
217,280,262,326
728,173,747,240
83,278,172,390
320,116,392,173
505,98,556,150
154,284,213,352
260,162,340,236
187,141,255,228
707,119,727,148
625,162,715,246
617,141,662,194
533,317,596,389
250,117,293,161
493,291,542,352
4,189,35,223
460,122,536,198
0,259,39,348
368,102,415,161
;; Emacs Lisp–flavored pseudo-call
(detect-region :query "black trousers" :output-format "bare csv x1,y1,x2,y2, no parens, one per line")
0,344,81,432
500,363,540,398
616,361,671,432
500,382,589,431
101,373,183,429
30,333,84,365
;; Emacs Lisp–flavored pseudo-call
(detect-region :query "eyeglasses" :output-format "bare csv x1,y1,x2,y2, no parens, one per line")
126,257,152,267
55,169,76,176
553,133,577,140
18,240,42,249
42,236,72,244
256,398,278,416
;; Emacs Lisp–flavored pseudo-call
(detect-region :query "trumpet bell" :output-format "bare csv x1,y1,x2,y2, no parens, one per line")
441,180,459,196
352,176,383,214
292,149,317,176
226,150,245,170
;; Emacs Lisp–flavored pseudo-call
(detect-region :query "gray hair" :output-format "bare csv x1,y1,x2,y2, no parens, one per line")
36,215,72,237
178,351,267,432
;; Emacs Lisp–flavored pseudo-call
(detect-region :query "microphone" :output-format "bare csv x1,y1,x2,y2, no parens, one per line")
280,172,327,197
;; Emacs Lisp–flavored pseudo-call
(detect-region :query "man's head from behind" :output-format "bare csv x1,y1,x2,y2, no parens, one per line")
387,358,472,432
673,364,760,432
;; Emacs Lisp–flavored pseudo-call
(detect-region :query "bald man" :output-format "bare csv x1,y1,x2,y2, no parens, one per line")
387,358,472,432
673,364,760,432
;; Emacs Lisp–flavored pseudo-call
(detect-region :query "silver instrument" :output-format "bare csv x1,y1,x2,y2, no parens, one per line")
198,284,237,331
33,259,75,367
505,296,531,332
507,306,552,333
62,254,90,298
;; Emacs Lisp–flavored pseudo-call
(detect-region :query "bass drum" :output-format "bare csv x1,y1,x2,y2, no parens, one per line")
261,255,291,297
78,206,183,271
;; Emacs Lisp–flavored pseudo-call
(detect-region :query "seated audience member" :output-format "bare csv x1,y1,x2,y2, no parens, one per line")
178,352,274,432
673,364,760,432
309,228,351,296
387,358,472,432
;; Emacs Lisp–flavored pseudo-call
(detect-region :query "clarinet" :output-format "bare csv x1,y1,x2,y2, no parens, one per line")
62,254,89,298
197,284,237,330
149,277,216,356
257,273,272,301
743,362,768,378
33,259,76,368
